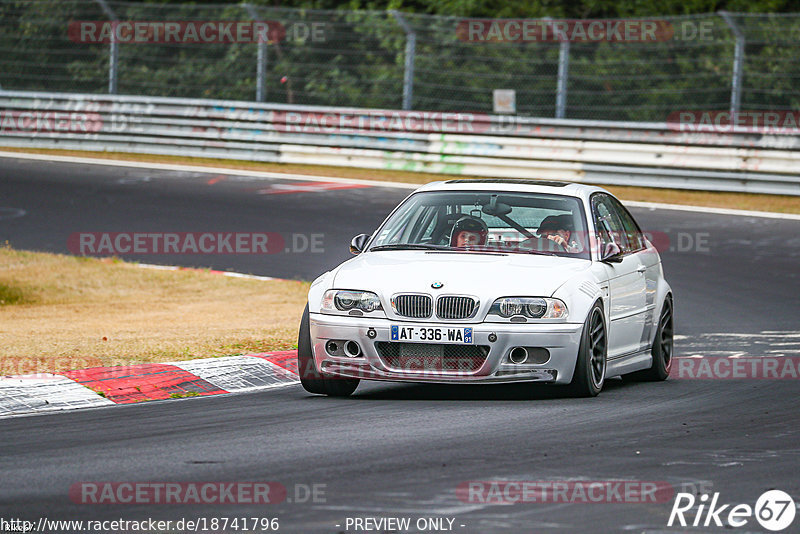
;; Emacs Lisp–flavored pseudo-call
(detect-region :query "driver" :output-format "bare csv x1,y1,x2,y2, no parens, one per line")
450,216,488,248
532,214,582,253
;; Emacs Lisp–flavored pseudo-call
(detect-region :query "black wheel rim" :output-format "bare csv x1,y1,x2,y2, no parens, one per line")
660,300,674,370
589,309,606,387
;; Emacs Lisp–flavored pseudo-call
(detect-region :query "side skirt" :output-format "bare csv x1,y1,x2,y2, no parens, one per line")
606,348,652,378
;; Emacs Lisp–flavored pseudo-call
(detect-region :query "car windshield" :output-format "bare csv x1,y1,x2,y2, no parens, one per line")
369,190,591,260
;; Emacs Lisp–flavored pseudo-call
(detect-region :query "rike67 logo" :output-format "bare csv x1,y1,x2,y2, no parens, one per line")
668,490,796,531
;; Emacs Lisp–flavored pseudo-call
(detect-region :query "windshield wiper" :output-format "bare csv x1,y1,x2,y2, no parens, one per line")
369,243,448,251
522,249,558,256
370,244,562,256
370,243,450,251
462,246,556,256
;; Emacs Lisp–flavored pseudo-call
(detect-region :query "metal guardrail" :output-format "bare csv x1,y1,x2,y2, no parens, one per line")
1,91,799,196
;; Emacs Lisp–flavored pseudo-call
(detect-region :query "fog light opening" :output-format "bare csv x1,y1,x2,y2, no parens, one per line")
325,341,339,355
344,340,362,358
509,347,529,365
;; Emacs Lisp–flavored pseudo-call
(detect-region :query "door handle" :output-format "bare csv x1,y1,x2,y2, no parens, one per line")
636,265,647,274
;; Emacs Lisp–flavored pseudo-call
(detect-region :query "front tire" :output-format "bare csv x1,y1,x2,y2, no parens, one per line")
624,295,673,382
566,301,607,397
297,305,360,397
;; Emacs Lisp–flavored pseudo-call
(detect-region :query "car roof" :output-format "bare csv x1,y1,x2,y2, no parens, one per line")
415,179,610,202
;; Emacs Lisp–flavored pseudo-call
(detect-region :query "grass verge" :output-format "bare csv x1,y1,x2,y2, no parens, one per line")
0,244,306,376
1,147,798,214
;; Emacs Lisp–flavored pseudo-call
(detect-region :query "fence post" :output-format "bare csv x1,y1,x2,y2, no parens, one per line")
556,39,570,119
244,4,268,102
391,10,416,111
93,0,118,94
719,11,744,116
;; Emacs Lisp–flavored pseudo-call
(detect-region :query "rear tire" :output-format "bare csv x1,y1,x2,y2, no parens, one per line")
624,296,673,382
566,301,606,397
297,305,360,397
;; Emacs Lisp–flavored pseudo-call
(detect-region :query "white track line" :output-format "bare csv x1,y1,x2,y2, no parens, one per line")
1,150,797,220
136,263,277,281
623,200,800,221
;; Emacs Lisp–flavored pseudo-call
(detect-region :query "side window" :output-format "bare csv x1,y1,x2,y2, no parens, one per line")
610,198,645,252
592,194,629,252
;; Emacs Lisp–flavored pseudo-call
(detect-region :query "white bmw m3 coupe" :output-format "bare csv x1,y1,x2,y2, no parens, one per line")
298,179,674,397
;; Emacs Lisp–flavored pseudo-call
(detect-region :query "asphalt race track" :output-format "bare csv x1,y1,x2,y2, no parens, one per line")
1,156,799,533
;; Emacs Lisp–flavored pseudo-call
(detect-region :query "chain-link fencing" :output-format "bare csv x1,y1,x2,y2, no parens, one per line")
1,1,798,121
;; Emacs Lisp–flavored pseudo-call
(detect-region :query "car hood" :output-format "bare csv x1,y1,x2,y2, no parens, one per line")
332,250,590,298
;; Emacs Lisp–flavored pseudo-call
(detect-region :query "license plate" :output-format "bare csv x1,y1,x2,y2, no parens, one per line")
390,325,473,344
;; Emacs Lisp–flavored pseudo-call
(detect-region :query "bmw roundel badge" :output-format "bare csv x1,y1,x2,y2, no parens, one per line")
431,281,444,289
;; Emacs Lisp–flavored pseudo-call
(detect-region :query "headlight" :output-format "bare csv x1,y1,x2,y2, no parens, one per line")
489,297,568,319
322,289,383,313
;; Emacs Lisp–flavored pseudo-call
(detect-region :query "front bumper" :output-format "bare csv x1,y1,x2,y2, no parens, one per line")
309,313,583,384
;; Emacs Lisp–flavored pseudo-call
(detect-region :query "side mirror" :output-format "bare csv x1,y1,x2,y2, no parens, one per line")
350,233,370,255
600,242,623,263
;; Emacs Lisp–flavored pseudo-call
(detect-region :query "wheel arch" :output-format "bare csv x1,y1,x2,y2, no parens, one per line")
649,278,674,345
551,275,606,327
